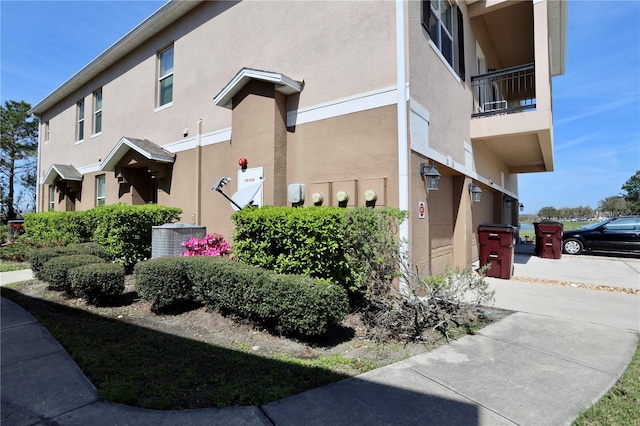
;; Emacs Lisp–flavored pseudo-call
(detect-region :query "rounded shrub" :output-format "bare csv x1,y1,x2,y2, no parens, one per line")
68,242,113,261
41,254,106,293
69,263,125,305
30,246,75,279
134,257,195,311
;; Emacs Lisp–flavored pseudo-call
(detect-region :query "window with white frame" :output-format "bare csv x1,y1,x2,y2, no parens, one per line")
157,45,174,107
77,100,85,141
93,88,102,134
49,185,55,210
45,121,50,142
422,0,465,81
96,175,106,206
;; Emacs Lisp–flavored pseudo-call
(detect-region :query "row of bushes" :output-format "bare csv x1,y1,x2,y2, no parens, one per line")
24,204,182,268
134,256,349,337
31,243,125,305
232,206,406,298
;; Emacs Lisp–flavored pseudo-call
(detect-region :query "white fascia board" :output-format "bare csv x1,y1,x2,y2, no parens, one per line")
213,68,302,109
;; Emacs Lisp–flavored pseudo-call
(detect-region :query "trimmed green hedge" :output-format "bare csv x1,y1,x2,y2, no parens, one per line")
30,242,113,279
232,206,405,296
41,254,106,293
22,211,89,245
24,204,182,269
30,247,75,280
69,263,125,305
134,257,195,311
134,256,348,337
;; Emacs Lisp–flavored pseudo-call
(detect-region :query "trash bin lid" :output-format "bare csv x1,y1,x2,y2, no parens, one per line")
478,223,517,231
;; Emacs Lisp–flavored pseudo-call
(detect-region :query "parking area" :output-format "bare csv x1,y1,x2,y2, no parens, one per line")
513,242,640,290
486,243,640,332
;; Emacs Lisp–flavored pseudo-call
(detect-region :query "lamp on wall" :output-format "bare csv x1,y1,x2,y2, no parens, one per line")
420,162,441,191
504,196,512,209
519,203,525,212
469,183,482,203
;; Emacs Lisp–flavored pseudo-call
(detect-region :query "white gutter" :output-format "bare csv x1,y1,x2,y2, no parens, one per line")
396,0,409,253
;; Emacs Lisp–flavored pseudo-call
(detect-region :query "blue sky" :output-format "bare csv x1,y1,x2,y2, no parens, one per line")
1,0,639,215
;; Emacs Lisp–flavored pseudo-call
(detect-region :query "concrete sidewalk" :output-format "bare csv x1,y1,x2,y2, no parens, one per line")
2,250,639,425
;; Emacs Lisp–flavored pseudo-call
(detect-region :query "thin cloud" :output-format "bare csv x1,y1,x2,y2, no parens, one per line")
554,97,639,125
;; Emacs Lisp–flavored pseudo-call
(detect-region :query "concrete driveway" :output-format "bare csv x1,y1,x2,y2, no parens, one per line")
486,243,640,331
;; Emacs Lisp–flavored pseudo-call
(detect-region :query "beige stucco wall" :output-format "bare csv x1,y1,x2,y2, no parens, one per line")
36,0,549,273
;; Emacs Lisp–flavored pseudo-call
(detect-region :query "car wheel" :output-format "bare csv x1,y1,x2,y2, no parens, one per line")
563,239,583,255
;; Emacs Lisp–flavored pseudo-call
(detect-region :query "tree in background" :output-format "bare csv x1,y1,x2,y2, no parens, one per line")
598,196,628,217
538,206,557,219
621,170,640,214
0,100,38,222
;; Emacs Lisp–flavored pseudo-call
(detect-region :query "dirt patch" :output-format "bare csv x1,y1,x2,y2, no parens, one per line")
12,277,514,371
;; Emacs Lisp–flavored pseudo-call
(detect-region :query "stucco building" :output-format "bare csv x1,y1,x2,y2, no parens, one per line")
30,0,567,274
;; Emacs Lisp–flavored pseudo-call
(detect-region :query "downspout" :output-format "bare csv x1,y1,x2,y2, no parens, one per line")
396,0,410,269
34,115,42,212
195,119,203,224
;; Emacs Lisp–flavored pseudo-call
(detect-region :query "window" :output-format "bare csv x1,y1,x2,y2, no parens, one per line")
96,175,106,206
157,45,174,107
49,186,55,211
77,100,85,141
93,88,102,134
422,0,465,80
45,121,50,142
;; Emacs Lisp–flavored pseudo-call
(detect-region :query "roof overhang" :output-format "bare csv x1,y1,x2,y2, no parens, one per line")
547,0,568,76
100,137,175,171
42,164,83,185
29,0,203,117
213,68,303,109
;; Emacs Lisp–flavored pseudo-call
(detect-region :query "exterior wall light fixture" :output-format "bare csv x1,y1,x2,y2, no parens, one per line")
504,196,512,209
519,203,525,212
420,162,441,191
469,183,482,203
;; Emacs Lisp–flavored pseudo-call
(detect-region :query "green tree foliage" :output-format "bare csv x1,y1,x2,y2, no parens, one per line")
621,170,640,214
538,206,558,219
598,196,629,216
0,100,38,221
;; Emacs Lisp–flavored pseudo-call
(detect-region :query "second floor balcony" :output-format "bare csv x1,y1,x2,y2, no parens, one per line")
471,63,535,118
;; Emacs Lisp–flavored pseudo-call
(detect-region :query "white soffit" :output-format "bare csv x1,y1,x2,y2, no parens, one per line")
547,0,568,76
42,164,83,185
100,137,175,171
213,68,303,109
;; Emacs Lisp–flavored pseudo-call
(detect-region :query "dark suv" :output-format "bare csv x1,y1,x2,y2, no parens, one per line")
562,216,640,255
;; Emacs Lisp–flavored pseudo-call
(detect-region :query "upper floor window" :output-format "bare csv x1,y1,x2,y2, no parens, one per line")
76,100,85,141
157,45,174,107
422,0,465,81
45,121,50,142
93,88,102,134
96,175,106,206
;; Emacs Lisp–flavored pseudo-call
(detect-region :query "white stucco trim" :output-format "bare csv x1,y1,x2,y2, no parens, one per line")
163,128,231,153
287,86,399,127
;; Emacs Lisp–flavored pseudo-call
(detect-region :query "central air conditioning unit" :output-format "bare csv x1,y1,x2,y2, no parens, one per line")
151,223,207,258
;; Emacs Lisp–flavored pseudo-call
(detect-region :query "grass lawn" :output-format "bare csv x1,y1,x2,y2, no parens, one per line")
518,220,593,242
0,260,30,272
573,339,640,425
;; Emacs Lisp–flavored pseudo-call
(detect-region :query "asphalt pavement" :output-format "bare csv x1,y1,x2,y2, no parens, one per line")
2,246,639,425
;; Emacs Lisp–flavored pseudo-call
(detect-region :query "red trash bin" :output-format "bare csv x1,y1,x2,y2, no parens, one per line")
478,224,517,279
534,221,563,259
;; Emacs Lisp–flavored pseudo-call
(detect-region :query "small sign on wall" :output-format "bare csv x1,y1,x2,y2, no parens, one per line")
418,201,426,219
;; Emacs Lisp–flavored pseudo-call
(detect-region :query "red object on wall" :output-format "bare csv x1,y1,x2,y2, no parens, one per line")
238,157,248,168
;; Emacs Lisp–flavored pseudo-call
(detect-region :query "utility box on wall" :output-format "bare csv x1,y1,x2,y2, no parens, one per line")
288,183,305,204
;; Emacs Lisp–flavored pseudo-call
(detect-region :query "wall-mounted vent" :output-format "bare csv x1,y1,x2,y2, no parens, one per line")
151,223,206,258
